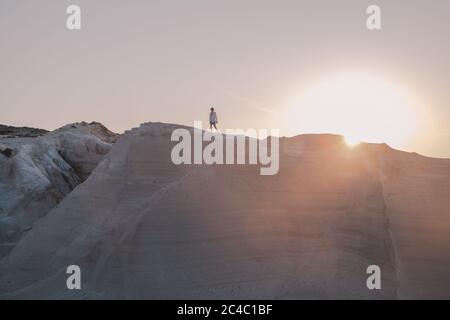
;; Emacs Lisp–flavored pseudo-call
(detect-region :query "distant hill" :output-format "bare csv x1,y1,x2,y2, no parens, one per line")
0,124,49,138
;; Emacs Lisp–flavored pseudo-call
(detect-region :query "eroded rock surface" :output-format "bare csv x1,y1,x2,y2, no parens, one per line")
0,123,448,299
0,122,117,257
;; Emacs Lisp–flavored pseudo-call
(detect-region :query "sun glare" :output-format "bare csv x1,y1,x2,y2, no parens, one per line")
284,74,424,150
344,134,361,147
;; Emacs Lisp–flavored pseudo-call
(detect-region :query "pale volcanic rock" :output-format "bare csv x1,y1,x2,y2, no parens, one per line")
0,122,117,258
0,122,448,299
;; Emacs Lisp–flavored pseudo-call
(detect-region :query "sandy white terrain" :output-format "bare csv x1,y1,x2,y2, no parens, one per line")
0,122,449,299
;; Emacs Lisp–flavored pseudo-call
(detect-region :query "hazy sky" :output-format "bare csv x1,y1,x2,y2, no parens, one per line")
1,0,449,157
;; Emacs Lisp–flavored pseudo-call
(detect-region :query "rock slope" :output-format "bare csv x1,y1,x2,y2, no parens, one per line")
0,122,448,299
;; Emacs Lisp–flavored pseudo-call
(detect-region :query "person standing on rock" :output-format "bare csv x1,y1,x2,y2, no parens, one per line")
209,107,218,132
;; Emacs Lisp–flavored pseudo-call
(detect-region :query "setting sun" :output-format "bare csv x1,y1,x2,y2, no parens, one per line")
344,134,361,147
284,74,426,150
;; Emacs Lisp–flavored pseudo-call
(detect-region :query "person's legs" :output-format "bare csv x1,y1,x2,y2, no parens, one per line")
213,123,218,131
210,122,213,131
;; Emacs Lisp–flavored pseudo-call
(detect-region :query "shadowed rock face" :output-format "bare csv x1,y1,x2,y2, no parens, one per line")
0,122,448,299
0,122,117,258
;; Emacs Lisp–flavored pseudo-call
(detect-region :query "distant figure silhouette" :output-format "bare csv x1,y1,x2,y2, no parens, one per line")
209,107,218,132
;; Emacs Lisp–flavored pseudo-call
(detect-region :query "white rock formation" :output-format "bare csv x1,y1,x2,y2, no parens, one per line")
0,122,448,299
46,122,118,180
0,122,117,257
